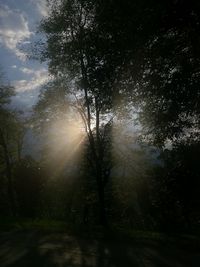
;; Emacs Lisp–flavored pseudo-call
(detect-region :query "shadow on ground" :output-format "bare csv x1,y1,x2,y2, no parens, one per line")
0,230,200,267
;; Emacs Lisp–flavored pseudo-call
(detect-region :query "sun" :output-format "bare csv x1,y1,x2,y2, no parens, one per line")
45,113,86,176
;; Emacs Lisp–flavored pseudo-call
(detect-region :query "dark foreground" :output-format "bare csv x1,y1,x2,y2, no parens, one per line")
0,230,200,267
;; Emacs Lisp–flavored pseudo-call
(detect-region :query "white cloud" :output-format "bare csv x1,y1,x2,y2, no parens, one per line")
0,4,32,60
31,0,49,17
20,67,35,74
13,67,50,92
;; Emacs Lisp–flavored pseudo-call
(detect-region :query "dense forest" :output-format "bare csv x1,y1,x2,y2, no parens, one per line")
1,0,200,237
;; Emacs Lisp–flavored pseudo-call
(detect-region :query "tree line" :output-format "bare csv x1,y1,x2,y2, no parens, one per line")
0,0,200,232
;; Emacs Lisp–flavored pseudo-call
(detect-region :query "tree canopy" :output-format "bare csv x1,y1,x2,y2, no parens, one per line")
36,0,200,147
33,0,200,225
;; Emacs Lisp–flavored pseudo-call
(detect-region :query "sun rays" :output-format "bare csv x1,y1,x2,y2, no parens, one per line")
44,114,86,177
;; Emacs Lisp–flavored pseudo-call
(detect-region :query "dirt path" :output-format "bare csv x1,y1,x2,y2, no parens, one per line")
0,230,199,267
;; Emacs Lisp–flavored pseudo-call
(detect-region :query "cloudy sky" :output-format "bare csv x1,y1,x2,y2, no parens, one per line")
0,0,49,111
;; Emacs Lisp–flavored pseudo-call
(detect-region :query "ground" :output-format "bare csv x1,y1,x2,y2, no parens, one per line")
0,230,200,267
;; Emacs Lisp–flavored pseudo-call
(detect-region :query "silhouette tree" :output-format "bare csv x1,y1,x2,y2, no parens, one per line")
14,156,44,217
0,69,25,216
34,0,126,225
33,0,200,226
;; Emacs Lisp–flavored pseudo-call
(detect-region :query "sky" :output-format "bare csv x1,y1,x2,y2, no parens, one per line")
0,0,49,112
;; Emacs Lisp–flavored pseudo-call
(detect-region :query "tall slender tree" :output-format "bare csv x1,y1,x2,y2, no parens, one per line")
0,69,25,216
33,0,113,224
34,0,200,224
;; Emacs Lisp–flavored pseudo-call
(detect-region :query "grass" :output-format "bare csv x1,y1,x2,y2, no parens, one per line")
0,217,69,232
0,217,200,249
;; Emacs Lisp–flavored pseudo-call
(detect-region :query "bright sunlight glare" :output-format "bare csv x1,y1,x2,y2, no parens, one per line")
45,113,86,177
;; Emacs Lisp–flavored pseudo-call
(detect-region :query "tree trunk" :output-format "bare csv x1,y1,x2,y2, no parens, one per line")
0,129,16,216
79,46,107,226
95,98,107,226
97,176,107,226
6,163,16,216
